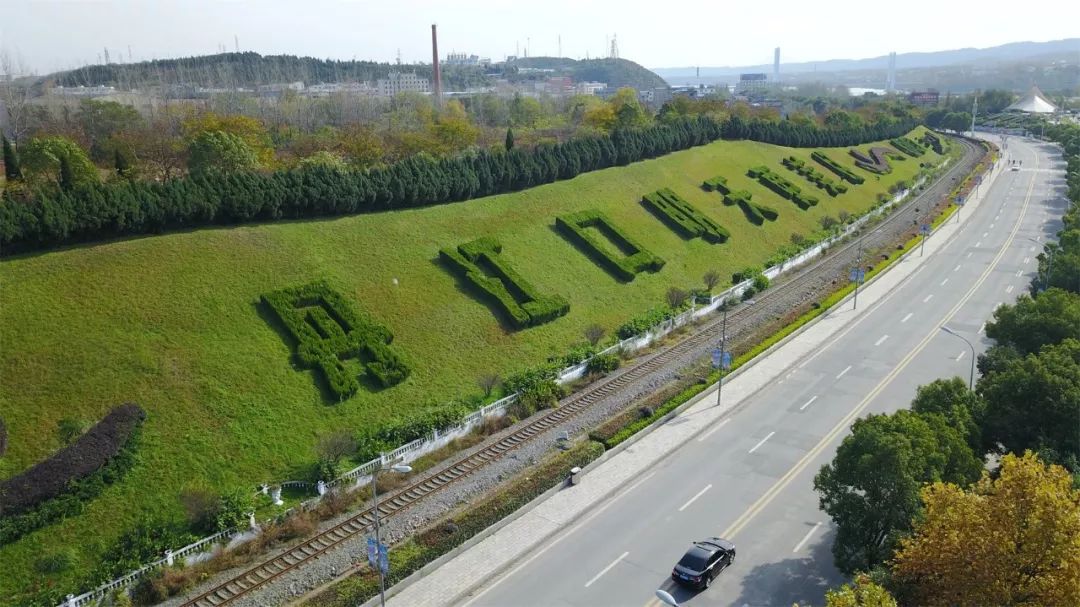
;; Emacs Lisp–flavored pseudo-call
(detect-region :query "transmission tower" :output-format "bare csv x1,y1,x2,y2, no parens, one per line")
609,34,619,59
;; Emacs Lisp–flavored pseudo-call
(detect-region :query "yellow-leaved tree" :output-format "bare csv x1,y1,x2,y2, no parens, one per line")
892,451,1080,606
824,575,898,607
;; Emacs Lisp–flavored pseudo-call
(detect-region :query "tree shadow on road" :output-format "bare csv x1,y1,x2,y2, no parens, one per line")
727,525,847,607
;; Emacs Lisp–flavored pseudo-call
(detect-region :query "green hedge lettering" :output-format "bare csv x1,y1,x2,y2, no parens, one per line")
641,188,730,243
440,237,568,329
556,210,665,282
262,282,409,399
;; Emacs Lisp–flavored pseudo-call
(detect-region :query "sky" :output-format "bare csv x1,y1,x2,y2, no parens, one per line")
3,0,1079,75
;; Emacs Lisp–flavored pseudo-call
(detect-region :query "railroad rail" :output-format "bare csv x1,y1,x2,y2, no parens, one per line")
181,137,983,607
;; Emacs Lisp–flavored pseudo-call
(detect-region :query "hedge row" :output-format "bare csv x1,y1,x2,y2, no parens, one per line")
0,115,919,256
0,404,145,545
890,137,926,157
439,237,569,329
556,210,665,282
747,166,819,209
261,282,409,399
811,151,866,185
921,131,944,154
782,156,849,196
849,147,898,174
641,188,730,243
736,197,779,225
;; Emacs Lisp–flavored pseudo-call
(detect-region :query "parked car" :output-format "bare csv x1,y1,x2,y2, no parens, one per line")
671,537,736,589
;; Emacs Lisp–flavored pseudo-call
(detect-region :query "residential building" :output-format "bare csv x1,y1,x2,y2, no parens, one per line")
377,72,431,97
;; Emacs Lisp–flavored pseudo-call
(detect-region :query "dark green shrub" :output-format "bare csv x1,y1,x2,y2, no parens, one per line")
35,550,74,574
93,521,198,582
890,137,926,157
732,266,763,284
747,166,816,209
753,273,771,292
616,306,675,339
701,176,729,193
586,353,621,375
214,489,254,532
354,403,472,462
556,210,665,282
262,282,410,399
440,237,569,329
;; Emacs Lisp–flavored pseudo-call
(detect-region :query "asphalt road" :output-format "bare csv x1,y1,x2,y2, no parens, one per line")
459,137,1068,607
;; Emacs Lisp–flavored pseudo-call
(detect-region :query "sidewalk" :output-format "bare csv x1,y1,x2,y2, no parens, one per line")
383,154,1003,607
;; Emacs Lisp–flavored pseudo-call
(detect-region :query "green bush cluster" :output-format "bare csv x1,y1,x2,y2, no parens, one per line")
440,237,569,329
616,306,676,339
262,282,410,400
641,188,730,243
0,405,144,546
747,165,819,210
556,210,665,282
354,403,472,462
811,151,865,184
586,352,621,375
921,131,944,154
782,156,849,196
890,137,926,157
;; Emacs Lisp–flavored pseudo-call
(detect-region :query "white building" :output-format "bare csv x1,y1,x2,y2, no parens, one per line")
576,81,607,96
304,82,377,97
377,72,431,97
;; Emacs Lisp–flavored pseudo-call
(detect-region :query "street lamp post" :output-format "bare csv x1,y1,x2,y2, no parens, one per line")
716,304,728,408
371,463,412,607
940,326,976,389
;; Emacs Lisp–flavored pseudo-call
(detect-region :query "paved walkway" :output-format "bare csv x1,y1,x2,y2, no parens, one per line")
383,153,1003,607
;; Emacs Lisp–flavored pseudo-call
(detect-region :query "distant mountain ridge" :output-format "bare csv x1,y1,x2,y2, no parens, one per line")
41,52,667,93
655,38,1080,80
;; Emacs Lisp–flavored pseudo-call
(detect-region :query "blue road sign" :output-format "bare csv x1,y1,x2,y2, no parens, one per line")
921,224,931,235
956,195,965,206
850,268,866,283
975,175,983,185
367,537,378,567
721,351,732,370
378,544,389,574
711,347,722,368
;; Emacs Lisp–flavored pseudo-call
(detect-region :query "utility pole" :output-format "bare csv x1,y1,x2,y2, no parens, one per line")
970,95,978,135
715,304,729,408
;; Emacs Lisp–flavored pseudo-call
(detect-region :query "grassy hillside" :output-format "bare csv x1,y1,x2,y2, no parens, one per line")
0,127,940,601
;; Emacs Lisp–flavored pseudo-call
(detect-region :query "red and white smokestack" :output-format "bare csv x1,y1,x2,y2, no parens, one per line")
431,24,442,108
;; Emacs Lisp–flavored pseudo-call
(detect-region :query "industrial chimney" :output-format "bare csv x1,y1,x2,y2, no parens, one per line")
431,24,442,108
773,47,780,84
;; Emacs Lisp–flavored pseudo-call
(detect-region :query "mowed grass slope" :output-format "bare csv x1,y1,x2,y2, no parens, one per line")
0,128,939,600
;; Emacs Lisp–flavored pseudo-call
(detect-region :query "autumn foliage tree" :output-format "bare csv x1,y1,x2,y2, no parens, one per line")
823,575,898,607
892,452,1080,607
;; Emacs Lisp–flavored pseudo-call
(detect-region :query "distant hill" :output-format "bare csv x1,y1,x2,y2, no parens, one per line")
507,57,667,90
47,51,490,91
656,38,1080,81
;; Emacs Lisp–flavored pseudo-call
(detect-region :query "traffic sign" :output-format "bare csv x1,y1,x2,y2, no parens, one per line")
366,537,378,568
955,195,965,206
378,543,389,574
975,175,982,185
711,347,722,368
849,268,866,283
921,224,931,235
721,351,732,370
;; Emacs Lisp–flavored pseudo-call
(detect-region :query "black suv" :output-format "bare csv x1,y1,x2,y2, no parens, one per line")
671,537,736,589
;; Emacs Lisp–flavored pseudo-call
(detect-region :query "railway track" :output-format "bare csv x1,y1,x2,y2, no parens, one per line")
181,137,983,607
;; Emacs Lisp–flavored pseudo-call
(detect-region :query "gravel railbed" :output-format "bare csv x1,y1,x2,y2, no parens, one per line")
169,138,984,607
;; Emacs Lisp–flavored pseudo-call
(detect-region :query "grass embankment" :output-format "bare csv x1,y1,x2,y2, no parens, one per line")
0,128,938,602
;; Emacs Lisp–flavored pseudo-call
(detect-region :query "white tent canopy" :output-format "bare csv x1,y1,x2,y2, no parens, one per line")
1005,85,1058,113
